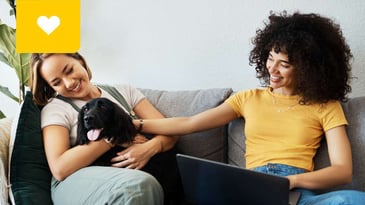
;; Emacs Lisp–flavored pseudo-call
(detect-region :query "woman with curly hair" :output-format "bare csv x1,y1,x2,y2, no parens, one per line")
132,11,365,204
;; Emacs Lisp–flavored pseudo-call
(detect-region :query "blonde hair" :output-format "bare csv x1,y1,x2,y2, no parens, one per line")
29,53,92,105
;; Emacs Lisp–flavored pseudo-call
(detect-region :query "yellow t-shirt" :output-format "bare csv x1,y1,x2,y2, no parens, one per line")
225,87,348,171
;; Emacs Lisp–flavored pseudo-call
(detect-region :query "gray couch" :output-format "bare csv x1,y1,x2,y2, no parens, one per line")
0,87,364,204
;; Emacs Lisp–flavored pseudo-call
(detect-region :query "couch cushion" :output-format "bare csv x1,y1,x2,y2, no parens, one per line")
340,96,365,192
227,118,246,167
314,96,365,192
226,91,246,167
140,88,233,162
8,91,52,204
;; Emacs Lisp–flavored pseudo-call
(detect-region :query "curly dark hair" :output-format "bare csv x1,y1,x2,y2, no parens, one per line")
249,11,352,104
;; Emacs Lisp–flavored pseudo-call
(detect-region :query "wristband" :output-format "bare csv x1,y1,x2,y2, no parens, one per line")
137,119,144,133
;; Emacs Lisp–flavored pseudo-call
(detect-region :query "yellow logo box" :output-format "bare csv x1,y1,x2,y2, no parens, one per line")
16,0,80,53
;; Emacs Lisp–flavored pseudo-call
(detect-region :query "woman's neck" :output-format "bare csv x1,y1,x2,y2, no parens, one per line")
270,87,295,96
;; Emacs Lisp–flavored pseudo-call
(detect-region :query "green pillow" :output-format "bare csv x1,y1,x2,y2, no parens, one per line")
9,91,52,205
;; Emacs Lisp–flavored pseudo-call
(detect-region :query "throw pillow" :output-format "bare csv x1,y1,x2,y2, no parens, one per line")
140,88,233,163
0,117,12,205
8,91,52,205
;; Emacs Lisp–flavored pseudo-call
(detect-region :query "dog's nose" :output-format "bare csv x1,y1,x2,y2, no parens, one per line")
84,115,93,124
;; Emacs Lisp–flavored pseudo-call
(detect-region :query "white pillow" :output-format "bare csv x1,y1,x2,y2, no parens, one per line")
0,117,12,205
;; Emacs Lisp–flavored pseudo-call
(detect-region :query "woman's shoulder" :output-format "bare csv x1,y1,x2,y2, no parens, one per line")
233,87,268,97
40,97,78,129
97,83,145,107
41,97,76,114
317,100,343,113
227,87,268,105
98,84,138,94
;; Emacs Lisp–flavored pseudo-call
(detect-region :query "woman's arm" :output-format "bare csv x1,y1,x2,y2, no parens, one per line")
287,125,352,190
134,98,179,152
43,125,111,181
136,102,238,136
112,100,238,169
111,98,178,169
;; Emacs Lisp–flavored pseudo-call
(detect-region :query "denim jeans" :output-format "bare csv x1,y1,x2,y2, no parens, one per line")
252,163,365,205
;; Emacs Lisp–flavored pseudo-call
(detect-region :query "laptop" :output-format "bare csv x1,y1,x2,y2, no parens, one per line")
176,154,301,205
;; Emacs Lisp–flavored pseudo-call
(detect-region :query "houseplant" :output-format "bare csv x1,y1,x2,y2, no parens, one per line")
0,0,31,118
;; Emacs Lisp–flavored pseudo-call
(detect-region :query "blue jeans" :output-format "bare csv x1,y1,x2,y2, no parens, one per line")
252,163,365,205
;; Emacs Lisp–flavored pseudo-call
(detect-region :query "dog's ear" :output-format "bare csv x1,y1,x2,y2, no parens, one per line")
113,105,138,145
76,105,89,145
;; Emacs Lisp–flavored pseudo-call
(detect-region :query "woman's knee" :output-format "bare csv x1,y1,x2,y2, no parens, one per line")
52,167,164,205
133,170,164,197
103,169,164,205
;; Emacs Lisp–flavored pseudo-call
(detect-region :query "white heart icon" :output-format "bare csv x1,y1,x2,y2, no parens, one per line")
37,16,60,35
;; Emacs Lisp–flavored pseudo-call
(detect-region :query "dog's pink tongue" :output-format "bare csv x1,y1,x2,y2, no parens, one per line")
87,129,101,141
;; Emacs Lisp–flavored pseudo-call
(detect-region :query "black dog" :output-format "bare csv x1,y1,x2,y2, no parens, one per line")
77,97,136,145
76,97,184,205
76,97,137,166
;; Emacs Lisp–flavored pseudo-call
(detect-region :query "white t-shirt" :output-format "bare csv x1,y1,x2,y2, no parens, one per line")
41,84,145,146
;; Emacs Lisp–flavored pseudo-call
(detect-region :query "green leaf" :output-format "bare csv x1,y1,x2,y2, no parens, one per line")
5,0,14,7
0,24,31,100
5,0,16,16
9,9,15,17
0,110,5,119
0,85,19,102
1,0,18,114
0,24,15,55
0,52,11,67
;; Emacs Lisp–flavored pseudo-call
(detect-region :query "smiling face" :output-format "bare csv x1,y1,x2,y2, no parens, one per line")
266,49,296,95
39,54,99,101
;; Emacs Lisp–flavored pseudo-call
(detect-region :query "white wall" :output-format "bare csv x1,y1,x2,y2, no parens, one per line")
1,0,365,117
80,0,365,96
0,0,18,117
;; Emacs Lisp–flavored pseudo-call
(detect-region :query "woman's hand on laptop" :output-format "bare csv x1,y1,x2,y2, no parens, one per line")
287,175,297,190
